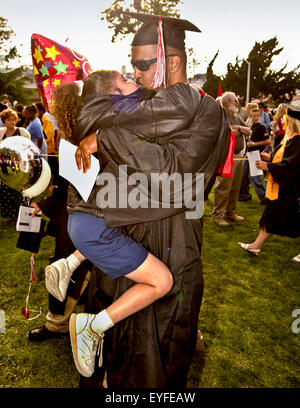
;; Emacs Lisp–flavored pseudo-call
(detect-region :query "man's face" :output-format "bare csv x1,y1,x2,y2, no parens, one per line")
131,45,157,90
250,111,260,124
228,96,239,114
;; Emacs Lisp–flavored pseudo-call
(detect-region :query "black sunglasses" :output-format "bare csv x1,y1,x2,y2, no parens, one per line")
130,54,178,72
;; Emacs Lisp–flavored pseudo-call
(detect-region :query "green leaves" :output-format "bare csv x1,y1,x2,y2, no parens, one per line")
0,66,37,105
0,15,38,104
0,15,20,63
101,0,182,43
202,51,220,98
203,36,300,104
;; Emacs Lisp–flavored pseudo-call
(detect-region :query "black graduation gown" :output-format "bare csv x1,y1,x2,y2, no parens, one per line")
260,134,300,237
73,86,230,388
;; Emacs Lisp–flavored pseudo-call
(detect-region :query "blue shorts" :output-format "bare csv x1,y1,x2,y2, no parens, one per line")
67,212,148,279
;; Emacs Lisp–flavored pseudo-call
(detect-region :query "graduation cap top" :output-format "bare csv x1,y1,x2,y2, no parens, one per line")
285,104,300,121
124,12,201,51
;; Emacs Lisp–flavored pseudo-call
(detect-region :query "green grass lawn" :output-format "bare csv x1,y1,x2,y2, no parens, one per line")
0,187,299,388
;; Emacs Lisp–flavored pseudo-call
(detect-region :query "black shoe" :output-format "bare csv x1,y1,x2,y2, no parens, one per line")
28,325,68,342
79,374,104,389
260,199,267,205
239,196,252,202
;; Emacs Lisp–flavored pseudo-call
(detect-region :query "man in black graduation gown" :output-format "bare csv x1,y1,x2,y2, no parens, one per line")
73,13,231,388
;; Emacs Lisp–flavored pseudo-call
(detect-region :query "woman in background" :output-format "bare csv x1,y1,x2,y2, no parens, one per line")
23,104,48,161
14,104,26,127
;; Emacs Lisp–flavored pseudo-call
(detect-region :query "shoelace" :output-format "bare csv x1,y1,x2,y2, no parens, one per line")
97,332,105,367
87,315,105,368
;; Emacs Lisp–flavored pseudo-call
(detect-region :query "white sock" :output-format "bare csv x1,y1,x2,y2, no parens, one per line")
65,253,81,273
91,310,114,334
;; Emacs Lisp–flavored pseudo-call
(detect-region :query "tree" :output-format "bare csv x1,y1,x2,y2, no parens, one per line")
202,50,221,98
0,66,37,104
220,57,249,99
266,67,300,104
0,15,20,63
101,0,182,43
0,15,37,104
220,37,300,104
187,47,201,78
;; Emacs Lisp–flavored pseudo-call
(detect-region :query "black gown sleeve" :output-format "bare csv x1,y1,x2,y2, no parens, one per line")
37,176,69,218
112,83,200,139
73,83,199,144
97,94,229,176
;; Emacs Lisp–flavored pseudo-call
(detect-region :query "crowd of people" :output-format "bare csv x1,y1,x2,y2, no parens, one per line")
0,95,59,221
212,92,299,263
0,11,299,389
0,94,59,161
213,92,300,261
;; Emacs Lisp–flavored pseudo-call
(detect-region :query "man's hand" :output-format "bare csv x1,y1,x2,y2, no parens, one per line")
256,160,268,171
29,202,41,217
231,126,240,137
75,132,98,173
260,151,271,162
232,124,251,137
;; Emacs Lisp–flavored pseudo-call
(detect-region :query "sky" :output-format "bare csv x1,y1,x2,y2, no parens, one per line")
1,0,300,77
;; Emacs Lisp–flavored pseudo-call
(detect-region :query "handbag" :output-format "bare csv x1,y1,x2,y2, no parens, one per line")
16,219,46,253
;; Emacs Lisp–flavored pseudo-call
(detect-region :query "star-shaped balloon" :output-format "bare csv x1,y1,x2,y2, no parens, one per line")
31,33,92,112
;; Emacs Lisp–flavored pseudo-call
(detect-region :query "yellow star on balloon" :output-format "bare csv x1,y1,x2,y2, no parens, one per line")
45,45,61,61
72,59,80,68
53,78,61,87
33,48,44,64
33,65,39,76
43,79,49,87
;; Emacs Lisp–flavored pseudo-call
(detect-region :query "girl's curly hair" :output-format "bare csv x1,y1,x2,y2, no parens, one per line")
52,82,82,142
52,70,119,143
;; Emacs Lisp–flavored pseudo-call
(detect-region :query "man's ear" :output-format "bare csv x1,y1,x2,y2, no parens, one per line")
167,55,181,74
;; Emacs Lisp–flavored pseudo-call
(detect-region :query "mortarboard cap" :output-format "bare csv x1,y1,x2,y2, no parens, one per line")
285,104,300,121
123,12,201,51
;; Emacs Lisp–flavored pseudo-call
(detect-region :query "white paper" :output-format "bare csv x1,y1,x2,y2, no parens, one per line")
59,139,100,202
247,150,263,177
16,205,42,233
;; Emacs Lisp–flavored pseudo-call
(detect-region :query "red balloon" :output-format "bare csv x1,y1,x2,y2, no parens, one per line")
31,33,92,111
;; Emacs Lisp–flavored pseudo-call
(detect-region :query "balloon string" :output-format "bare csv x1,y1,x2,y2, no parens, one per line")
22,253,42,321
